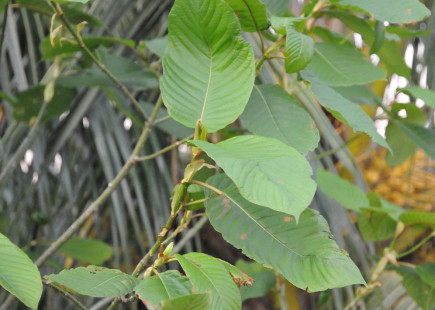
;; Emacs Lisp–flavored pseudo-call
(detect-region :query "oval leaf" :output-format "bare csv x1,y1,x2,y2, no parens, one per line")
0,234,42,309
161,0,255,133
242,85,319,153
175,253,241,310
204,174,366,292
190,135,316,219
399,211,435,229
224,0,269,32
134,270,193,309
60,237,114,265
306,43,386,87
45,266,138,297
285,26,314,73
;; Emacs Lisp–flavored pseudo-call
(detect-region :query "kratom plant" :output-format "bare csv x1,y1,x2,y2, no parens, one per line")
1,0,435,309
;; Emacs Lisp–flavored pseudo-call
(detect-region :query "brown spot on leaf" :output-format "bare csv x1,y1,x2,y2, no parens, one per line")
284,217,292,222
407,8,412,15
276,180,284,185
240,234,247,240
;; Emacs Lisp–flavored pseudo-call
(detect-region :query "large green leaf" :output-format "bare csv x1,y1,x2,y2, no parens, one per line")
59,237,114,265
397,266,435,310
0,234,42,309
306,43,386,87
394,121,435,160
224,0,269,32
334,0,430,23
302,71,390,150
316,169,369,211
398,87,435,109
261,0,288,16
161,293,211,310
204,174,366,292
134,270,193,309
45,266,138,297
399,211,435,229
285,22,314,73
160,0,255,133
12,85,75,122
190,135,316,219
175,253,242,310
241,84,319,153
235,260,276,301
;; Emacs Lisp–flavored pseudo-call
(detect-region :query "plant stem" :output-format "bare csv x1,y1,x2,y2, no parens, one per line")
255,37,285,74
46,281,86,310
397,231,435,259
134,135,193,162
310,133,362,161
191,180,223,196
0,99,49,184
47,1,149,121
0,96,164,310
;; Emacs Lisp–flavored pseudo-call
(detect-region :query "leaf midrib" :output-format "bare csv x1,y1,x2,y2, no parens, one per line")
314,47,350,82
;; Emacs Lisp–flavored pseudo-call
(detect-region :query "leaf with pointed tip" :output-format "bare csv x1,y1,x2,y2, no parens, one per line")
224,0,269,32
161,0,255,133
317,169,369,211
161,293,211,310
218,259,254,287
301,71,390,151
306,43,386,87
0,234,42,309
175,253,241,310
134,270,193,309
285,24,314,73
399,211,435,229
357,208,397,241
333,0,430,23
241,84,319,153
190,135,316,219
204,174,366,292
45,266,138,297
60,237,114,265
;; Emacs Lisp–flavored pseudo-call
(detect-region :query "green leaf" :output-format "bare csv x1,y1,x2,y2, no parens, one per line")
316,169,369,211
386,26,430,38
398,87,435,109
332,11,410,77
40,36,134,59
204,174,366,292
160,0,255,133
224,0,269,32
306,43,386,87
261,0,288,16
235,260,276,301
12,85,75,122
175,253,242,310
134,270,193,309
285,23,314,73
357,208,397,241
385,122,416,166
394,121,435,160
399,211,435,229
59,237,114,265
333,85,380,107
190,135,316,219
217,259,254,287
161,293,211,310
301,71,390,150
416,263,435,288
241,84,319,153
334,0,430,23
0,234,42,309
397,266,435,310
45,266,138,297
145,36,167,58
53,0,89,3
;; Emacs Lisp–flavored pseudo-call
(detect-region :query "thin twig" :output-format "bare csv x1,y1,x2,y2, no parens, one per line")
309,133,362,161
397,231,435,259
46,281,86,310
47,1,149,121
0,99,49,184
134,135,193,162
191,180,223,196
